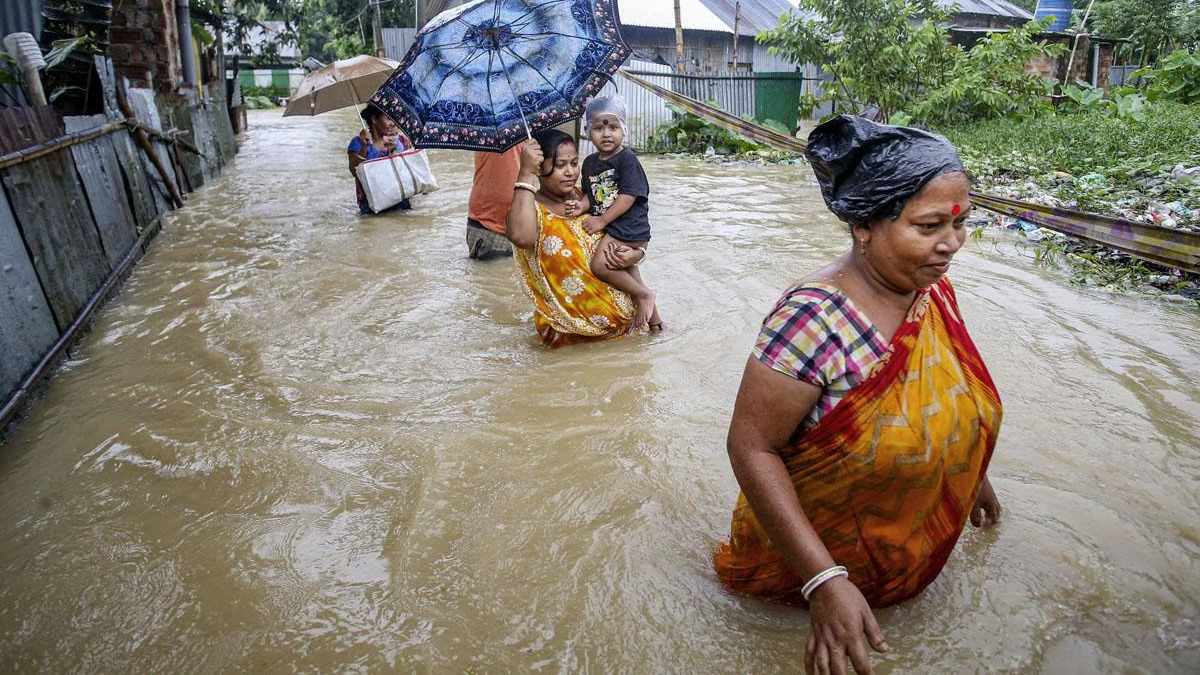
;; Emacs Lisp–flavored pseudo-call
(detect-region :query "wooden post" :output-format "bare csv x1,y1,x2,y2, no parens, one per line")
674,0,685,73
731,1,740,72
373,0,386,57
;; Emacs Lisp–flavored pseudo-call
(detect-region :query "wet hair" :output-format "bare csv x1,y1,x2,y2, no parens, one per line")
805,115,965,228
360,104,387,125
531,128,576,178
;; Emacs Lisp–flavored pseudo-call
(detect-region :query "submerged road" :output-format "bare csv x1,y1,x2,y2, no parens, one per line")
1,109,1197,672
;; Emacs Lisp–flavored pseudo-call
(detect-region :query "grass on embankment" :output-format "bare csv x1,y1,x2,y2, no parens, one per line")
939,103,1200,299
939,102,1200,219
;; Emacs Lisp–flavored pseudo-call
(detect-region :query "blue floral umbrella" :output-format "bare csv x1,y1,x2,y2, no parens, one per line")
369,0,632,152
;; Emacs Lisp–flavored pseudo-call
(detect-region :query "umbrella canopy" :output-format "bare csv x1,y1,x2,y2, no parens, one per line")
369,0,632,152
283,55,401,118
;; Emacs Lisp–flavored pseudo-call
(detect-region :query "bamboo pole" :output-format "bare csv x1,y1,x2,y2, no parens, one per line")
0,120,126,171
0,119,206,171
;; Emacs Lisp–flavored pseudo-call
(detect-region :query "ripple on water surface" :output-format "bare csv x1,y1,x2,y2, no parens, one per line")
0,109,1197,672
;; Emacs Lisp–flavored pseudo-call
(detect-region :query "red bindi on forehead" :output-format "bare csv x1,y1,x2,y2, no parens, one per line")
951,203,962,216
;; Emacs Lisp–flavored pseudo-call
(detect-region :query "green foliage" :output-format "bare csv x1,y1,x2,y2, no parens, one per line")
0,52,18,87
1132,49,1200,103
942,101,1200,212
1059,82,1149,121
760,3,1062,125
243,94,278,109
43,37,90,70
908,19,1063,125
759,0,958,122
1090,0,1198,64
645,104,764,154
242,83,289,98
1061,82,1106,109
192,21,216,48
194,0,420,64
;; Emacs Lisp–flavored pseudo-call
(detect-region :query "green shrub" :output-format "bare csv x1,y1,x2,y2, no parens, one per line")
941,102,1200,211
243,95,277,110
242,84,290,99
645,104,765,154
1060,82,1149,121
1133,49,1200,104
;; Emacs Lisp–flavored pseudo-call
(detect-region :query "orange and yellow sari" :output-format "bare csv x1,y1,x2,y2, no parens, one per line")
514,202,635,347
714,277,1003,607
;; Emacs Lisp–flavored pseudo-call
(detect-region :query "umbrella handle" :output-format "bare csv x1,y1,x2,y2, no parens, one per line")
350,80,370,134
497,50,533,141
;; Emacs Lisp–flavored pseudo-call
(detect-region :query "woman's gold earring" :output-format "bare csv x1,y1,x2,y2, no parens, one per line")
858,240,867,256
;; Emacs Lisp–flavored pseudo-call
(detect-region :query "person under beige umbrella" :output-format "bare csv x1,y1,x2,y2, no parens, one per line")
284,55,414,215
284,55,400,125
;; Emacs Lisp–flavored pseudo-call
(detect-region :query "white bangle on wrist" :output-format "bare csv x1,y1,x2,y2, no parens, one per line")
514,181,538,193
801,564,849,601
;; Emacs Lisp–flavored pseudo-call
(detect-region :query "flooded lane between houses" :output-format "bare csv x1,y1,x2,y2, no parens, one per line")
1,109,1197,673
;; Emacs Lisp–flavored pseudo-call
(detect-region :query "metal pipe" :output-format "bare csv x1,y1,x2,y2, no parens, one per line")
177,0,197,87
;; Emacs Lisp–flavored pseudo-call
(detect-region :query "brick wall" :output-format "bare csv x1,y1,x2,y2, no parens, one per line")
110,0,182,91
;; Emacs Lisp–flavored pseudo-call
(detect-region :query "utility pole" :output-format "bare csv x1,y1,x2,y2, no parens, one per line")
373,0,385,58
673,0,684,73
1063,0,1097,85
730,1,740,72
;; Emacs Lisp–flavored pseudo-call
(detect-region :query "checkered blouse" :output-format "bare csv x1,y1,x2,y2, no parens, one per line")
754,283,891,427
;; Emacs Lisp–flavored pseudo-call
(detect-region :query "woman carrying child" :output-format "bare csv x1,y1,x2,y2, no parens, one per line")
506,129,646,347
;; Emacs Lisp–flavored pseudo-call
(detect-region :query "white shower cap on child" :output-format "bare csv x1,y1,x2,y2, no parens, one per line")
584,95,628,134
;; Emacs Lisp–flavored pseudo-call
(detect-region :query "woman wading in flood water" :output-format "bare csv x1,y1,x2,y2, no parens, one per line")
505,129,647,346
715,115,1004,675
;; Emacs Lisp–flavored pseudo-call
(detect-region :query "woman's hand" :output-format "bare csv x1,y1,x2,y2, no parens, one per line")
563,199,581,217
970,476,1002,528
519,140,544,176
603,243,643,270
806,577,889,675
583,216,606,234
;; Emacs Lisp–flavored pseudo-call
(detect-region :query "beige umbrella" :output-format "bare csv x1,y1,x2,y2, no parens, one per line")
283,55,400,131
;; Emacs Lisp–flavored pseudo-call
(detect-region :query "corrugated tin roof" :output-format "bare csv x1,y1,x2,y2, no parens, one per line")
941,0,1032,19
698,0,799,35
617,0,1030,36
618,0,734,33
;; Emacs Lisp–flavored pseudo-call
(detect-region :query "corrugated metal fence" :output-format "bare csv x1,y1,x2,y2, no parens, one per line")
1108,65,1142,87
0,0,44,107
583,63,806,153
382,28,418,61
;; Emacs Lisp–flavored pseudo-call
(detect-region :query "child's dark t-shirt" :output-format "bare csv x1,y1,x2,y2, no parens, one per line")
581,148,651,242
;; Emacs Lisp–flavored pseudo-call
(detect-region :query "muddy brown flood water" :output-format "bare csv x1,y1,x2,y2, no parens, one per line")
1,109,1198,673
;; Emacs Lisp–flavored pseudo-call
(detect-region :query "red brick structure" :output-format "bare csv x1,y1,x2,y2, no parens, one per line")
109,0,183,92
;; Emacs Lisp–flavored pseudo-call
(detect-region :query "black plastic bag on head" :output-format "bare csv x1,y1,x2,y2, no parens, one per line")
805,115,964,227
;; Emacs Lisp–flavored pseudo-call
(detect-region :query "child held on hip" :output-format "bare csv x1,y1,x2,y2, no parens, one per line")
571,95,661,332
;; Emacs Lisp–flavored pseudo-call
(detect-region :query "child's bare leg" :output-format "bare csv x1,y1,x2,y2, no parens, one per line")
628,265,662,330
591,236,654,330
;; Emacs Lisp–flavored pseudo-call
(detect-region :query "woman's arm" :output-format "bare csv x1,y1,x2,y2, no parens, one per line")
348,131,368,178
728,357,832,578
505,141,543,250
728,358,888,675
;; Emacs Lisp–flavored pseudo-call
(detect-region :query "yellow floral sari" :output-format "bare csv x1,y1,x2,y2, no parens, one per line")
514,202,635,347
